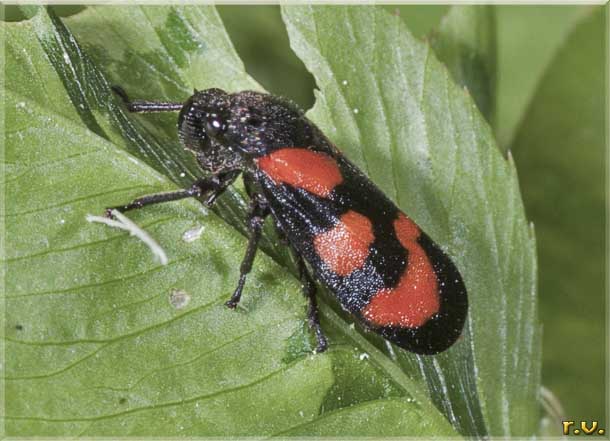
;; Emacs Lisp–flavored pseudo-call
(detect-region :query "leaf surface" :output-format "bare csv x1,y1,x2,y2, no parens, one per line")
3,6,458,437
282,5,540,437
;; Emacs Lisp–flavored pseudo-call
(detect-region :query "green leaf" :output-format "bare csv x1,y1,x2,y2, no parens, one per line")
281,5,539,437
431,5,496,124
511,6,606,429
3,6,459,437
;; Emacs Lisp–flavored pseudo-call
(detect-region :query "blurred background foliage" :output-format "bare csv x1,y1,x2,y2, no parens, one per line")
3,3,606,431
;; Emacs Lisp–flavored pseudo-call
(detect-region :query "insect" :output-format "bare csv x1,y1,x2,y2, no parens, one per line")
109,86,468,354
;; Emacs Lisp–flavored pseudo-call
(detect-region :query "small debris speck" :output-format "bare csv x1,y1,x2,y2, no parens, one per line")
359,352,369,361
182,225,204,243
169,288,191,309
353,108,359,114
342,80,348,86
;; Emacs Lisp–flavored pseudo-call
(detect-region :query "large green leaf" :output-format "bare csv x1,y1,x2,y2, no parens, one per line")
3,6,460,437
282,5,539,437
511,6,606,429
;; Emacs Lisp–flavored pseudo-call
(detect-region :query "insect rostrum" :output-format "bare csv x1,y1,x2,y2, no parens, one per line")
108,86,468,355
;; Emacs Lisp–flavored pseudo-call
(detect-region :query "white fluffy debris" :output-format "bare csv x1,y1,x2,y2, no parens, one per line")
86,209,168,265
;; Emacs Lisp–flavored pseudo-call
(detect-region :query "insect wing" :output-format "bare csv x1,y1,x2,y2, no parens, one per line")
255,147,468,354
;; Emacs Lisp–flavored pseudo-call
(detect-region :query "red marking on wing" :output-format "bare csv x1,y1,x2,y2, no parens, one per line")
256,148,343,198
363,213,439,328
314,210,374,276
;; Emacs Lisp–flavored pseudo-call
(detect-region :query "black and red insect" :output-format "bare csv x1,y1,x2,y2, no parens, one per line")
109,86,468,355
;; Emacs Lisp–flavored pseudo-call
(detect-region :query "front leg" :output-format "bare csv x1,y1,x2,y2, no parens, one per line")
106,170,240,216
112,85,183,113
225,194,270,309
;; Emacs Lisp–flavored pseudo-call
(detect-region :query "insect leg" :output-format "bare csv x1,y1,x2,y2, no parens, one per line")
270,217,328,353
112,86,183,113
225,195,269,309
106,171,240,216
295,255,328,353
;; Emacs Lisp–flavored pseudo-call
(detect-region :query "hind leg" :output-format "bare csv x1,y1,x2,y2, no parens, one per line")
294,251,328,353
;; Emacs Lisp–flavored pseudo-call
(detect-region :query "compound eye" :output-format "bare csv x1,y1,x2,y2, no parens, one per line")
205,115,226,137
